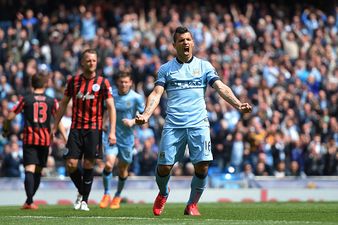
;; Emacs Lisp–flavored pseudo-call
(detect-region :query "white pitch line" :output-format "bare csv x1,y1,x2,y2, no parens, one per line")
1,216,337,225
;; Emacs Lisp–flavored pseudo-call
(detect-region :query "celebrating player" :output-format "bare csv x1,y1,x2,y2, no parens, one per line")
135,26,252,216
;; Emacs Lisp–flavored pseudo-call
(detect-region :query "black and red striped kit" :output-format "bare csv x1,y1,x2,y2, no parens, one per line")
12,93,59,146
64,74,113,130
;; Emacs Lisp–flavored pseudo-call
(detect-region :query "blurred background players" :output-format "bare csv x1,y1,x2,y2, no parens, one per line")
52,49,116,211
3,74,60,209
99,71,145,209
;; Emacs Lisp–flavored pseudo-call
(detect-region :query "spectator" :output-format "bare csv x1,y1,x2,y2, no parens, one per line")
80,7,97,42
230,131,245,173
132,136,158,176
274,161,286,178
1,141,23,177
323,138,337,175
288,160,302,177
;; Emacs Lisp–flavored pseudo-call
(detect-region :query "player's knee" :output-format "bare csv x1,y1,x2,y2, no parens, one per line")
35,166,42,174
104,165,113,172
195,171,208,179
81,158,94,169
66,165,77,173
118,175,128,180
118,167,129,178
194,161,210,178
157,165,172,176
66,159,78,172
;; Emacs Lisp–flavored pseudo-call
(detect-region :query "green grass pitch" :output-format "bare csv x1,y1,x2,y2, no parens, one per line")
0,202,337,225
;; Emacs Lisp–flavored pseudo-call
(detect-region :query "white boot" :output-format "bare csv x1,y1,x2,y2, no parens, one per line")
74,193,82,210
79,201,90,211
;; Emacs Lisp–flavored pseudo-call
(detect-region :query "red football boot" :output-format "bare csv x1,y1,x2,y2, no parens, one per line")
153,189,170,216
21,203,39,210
184,203,201,216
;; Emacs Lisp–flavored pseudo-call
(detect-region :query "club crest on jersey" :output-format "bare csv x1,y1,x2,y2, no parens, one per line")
92,84,100,92
192,68,200,76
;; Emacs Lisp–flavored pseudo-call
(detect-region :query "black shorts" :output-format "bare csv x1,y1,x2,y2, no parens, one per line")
23,145,49,167
65,129,103,160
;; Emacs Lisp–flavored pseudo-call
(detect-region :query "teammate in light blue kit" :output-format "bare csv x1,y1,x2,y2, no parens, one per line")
99,71,145,209
136,26,252,216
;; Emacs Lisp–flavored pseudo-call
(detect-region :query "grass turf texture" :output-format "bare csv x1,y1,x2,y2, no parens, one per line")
0,202,337,225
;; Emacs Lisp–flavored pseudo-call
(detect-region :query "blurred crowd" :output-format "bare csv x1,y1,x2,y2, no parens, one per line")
0,0,337,179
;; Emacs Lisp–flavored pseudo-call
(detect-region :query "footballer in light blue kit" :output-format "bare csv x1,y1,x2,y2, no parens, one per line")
99,71,145,209
156,55,219,164
136,26,252,216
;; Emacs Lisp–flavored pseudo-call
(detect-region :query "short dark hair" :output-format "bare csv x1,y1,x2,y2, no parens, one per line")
32,74,47,89
114,71,132,82
81,48,97,60
173,26,191,42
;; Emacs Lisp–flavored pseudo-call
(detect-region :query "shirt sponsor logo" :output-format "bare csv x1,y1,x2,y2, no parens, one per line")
169,78,202,88
76,91,95,100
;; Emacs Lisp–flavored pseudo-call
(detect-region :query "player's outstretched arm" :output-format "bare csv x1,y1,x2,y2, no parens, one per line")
212,80,252,113
135,85,164,125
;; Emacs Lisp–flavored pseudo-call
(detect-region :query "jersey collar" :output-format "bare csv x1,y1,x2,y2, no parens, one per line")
176,56,194,64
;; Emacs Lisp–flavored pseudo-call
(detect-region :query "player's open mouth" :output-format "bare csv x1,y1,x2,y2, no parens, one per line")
184,47,189,54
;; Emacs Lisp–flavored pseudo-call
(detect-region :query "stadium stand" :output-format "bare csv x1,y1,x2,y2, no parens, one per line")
0,0,337,180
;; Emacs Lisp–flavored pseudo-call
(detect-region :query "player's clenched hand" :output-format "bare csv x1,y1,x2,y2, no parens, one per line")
122,118,134,128
135,114,147,125
239,103,252,113
108,131,116,146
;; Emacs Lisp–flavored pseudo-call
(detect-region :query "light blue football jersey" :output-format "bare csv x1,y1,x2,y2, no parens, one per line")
156,56,220,128
111,89,145,147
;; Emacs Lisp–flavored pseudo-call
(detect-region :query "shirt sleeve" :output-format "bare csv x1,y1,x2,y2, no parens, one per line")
103,78,113,99
12,96,25,114
154,66,166,87
64,76,74,97
136,94,145,114
204,61,220,87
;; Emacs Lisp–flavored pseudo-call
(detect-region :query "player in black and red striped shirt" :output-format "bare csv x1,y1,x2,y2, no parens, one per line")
4,74,62,210
52,49,116,211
